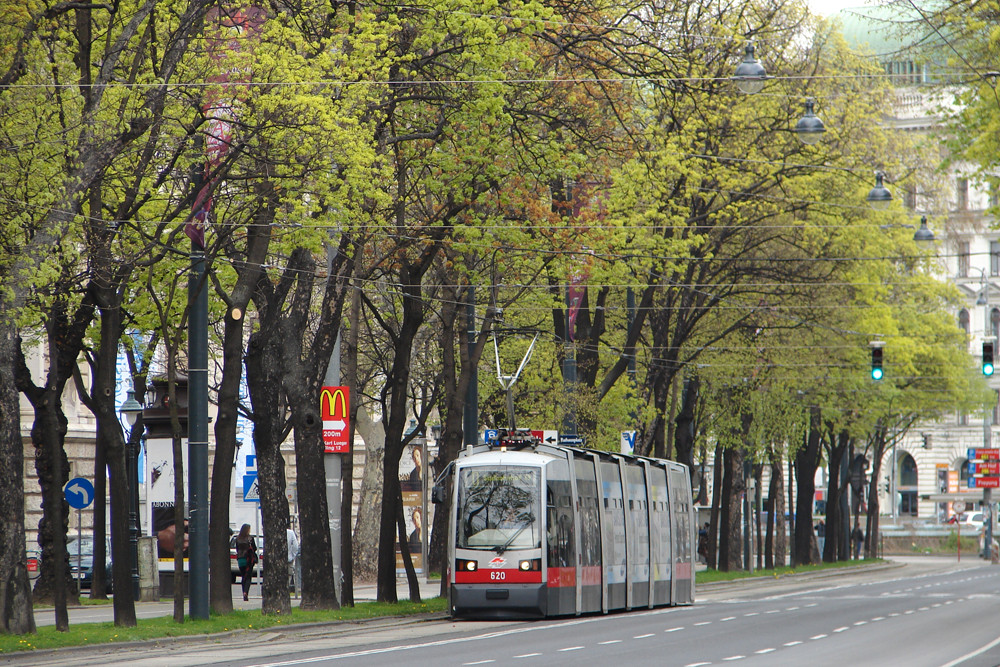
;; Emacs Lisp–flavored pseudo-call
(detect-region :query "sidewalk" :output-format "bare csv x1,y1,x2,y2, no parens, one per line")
33,578,444,627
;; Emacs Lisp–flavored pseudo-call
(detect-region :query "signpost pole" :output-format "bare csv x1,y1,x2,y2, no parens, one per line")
322,364,350,604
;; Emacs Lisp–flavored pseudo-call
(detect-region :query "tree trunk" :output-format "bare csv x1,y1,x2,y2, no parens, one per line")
865,426,887,559
246,325,291,616
766,451,785,569
719,446,744,571
794,408,821,565
707,442,723,570
0,318,35,634
376,275,427,601
209,310,244,614
673,376,698,471
824,432,847,563
94,301,138,626
396,488,421,602
353,406,384,582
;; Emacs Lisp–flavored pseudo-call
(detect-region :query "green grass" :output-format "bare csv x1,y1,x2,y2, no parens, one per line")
0,597,448,654
696,558,877,584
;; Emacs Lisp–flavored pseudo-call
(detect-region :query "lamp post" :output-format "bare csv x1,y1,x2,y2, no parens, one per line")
119,390,143,601
978,268,994,558
793,98,826,145
733,41,767,94
866,172,893,211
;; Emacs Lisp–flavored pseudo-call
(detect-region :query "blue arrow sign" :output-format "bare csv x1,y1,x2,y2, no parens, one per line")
64,477,95,509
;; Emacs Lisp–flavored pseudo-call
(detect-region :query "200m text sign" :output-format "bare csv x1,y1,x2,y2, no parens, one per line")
321,386,350,454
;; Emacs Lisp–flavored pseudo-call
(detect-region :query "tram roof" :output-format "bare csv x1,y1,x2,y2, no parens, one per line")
458,438,685,472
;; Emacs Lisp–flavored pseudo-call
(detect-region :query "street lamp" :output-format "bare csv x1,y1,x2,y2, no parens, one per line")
119,390,143,600
912,215,935,242
733,41,767,94
793,98,826,145
866,172,892,210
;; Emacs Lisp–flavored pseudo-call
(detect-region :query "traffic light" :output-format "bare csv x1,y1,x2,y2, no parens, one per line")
870,346,883,381
984,342,995,377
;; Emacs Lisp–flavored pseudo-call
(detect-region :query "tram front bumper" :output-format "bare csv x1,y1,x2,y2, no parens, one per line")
451,583,546,619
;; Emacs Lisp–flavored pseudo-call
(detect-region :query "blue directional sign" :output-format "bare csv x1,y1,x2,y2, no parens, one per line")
559,434,584,446
64,477,95,509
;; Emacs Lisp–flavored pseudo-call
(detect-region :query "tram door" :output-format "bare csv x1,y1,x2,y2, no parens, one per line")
545,458,576,615
574,456,603,613
625,462,650,608
648,465,672,605
668,463,695,603
599,460,627,610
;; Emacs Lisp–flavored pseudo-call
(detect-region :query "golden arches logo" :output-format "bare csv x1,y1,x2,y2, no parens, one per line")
320,387,348,420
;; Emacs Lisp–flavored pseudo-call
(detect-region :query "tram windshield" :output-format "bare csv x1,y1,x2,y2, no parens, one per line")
457,466,540,553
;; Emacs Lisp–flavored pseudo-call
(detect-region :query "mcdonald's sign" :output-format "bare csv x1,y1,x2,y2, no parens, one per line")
320,386,350,453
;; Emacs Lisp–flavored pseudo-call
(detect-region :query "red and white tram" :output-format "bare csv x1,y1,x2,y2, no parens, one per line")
435,430,696,618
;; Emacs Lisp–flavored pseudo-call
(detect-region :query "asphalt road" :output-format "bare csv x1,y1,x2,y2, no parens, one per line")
15,556,1000,667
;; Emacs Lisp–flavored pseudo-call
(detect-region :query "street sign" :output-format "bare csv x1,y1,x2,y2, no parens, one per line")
243,473,260,502
968,448,1000,461
484,429,499,443
968,477,1000,489
621,431,637,455
970,461,1000,475
953,500,967,514
530,429,558,445
559,434,584,446
321,386,351,454
64,477,95,509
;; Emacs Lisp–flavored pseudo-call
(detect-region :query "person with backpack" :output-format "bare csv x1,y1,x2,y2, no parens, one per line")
236,523,259,602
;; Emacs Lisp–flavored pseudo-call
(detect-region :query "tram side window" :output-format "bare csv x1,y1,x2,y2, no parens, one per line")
575,458,601,568
547,460,575,568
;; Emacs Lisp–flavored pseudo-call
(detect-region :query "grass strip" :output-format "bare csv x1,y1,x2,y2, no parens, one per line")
696,558,879,583
0,597,448,654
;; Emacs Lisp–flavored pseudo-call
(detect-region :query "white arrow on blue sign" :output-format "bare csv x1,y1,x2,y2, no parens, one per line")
64,477,95,509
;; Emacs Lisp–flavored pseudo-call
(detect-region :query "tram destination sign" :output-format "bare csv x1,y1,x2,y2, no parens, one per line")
968,448,1000,461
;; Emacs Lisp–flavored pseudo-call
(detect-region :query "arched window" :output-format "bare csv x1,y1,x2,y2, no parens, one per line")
959,309,970,334
900,453,918,486
899,454,919,516
959,459,970,484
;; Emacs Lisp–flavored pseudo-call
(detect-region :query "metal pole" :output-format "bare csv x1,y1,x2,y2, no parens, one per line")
891,437,897,523
562,286,577,435
188,245,209,619
984,272,993,559
463,287,478,446
128,435,141,600
325,332,343,605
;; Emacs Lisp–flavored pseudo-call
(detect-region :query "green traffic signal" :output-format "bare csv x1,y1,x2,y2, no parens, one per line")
871,346,883,381
984,342,995,377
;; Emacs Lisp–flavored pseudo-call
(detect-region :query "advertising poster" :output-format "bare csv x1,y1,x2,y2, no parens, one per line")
396,442,427,574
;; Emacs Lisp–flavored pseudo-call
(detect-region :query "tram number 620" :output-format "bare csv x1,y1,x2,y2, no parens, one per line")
490,570,506,581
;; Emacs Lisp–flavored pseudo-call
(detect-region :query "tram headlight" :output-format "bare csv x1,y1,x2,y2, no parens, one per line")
518,559,541,571
457,558,478,572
